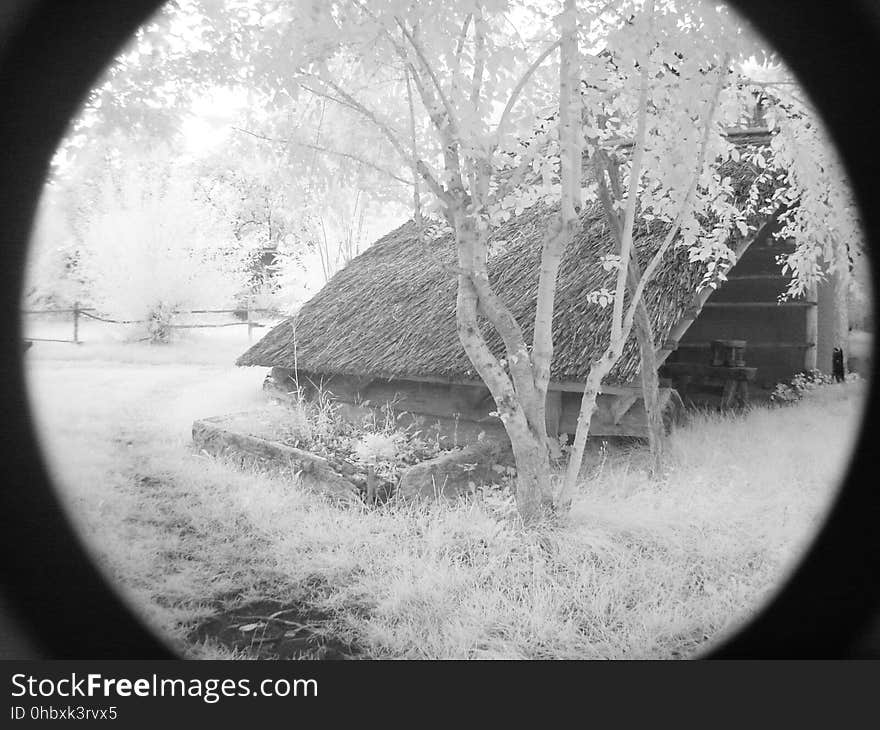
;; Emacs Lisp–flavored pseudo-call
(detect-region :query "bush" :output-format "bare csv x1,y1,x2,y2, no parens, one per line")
769,369,835,405
281,385,453,490
24,192,87,309
80,155,250,342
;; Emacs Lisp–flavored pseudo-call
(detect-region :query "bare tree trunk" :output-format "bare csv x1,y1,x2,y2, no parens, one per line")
533,0,579,462
556,344,623,507
626,246,663,475
305,14,569,525
559,44,726,509
634,308,663,474
596,159,665,474
387,13,572,523
453,211,554,523
558,1,653,508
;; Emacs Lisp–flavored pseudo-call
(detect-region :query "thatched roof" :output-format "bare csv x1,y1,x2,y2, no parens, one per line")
238,143,772,386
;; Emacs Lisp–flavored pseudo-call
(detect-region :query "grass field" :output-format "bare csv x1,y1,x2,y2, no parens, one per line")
23,330,869,659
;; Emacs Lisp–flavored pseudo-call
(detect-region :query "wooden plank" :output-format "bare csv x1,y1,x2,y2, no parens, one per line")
545,389,562,438
726,273,791,281
358,379,490,422
405,374,495,389
676,341,814,349
701,301,816,308
549,380,642,395
804,282,818,370
662,362,757,381
610,394,639,425
406,374,642,397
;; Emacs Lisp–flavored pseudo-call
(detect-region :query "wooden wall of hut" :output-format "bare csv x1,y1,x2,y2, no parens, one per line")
269,367,674,442
667,227,814,389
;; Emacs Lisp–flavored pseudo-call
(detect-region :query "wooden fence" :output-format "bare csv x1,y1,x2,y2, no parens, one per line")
21,302,282,344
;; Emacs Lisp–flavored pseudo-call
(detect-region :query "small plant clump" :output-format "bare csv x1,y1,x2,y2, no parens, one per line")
279,384,460,494
769,368,858,405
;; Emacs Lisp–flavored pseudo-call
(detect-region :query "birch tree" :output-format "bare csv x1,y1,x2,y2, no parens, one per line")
569,0,755,478
62,0,864,522
241,0,587,522
558,0,761,503
177,0,855,521
270,0,752,520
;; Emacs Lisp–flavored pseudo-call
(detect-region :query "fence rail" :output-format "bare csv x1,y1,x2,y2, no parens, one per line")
22,302,283,344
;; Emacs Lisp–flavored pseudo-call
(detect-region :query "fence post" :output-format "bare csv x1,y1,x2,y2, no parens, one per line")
247,298,254,342
73,301,80,344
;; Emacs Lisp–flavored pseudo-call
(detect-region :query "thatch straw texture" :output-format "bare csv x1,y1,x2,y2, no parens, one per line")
238,144,770,386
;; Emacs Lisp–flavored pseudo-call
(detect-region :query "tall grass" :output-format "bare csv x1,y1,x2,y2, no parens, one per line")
24,344,866,659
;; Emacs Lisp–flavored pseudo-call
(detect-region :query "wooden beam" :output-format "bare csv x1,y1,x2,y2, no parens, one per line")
610,394,639,425
701,301,816,308
804,282,818,370
546,390,562,438
676,341,815,349
404,374,490,389
726,273,791,281
549,380,642,395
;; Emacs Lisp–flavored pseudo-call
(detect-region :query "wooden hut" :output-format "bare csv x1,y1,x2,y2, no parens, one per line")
664,222,819,390
237,141,841,440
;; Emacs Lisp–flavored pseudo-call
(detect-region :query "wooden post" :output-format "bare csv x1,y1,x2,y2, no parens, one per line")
545,389,562,439
816,270,849,375
804,282,818,371
72,301,80,344
246,298,254,342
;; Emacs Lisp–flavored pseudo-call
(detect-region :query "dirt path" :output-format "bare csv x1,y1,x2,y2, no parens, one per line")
24,358,300,653
26,356,366,658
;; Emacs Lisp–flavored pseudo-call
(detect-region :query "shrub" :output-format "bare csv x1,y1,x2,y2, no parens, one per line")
770,369,835,405
24,191,87,309
80,155,250,342
279,382,454,491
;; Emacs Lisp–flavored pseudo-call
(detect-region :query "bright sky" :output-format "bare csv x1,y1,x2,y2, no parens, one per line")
180,87,248,157
55,0,792,298
177,85,408,293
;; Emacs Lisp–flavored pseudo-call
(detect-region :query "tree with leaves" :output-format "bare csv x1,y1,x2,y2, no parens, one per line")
249,0,757,520
23,187,86,309
80,148,250,341
54,0,863,523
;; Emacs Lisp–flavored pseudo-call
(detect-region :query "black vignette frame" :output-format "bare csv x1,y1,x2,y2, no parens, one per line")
0,0,877,658
0,0,175,658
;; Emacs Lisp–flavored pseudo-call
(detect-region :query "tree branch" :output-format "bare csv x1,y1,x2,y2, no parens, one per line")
299,79,450,205
595,156,657,355
494,39,561,151
231,127,412,186
405,67,424,241
622,54,730,339
395,16,460,138
612,7,652,338
455,13,473,62
470,4,486,108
